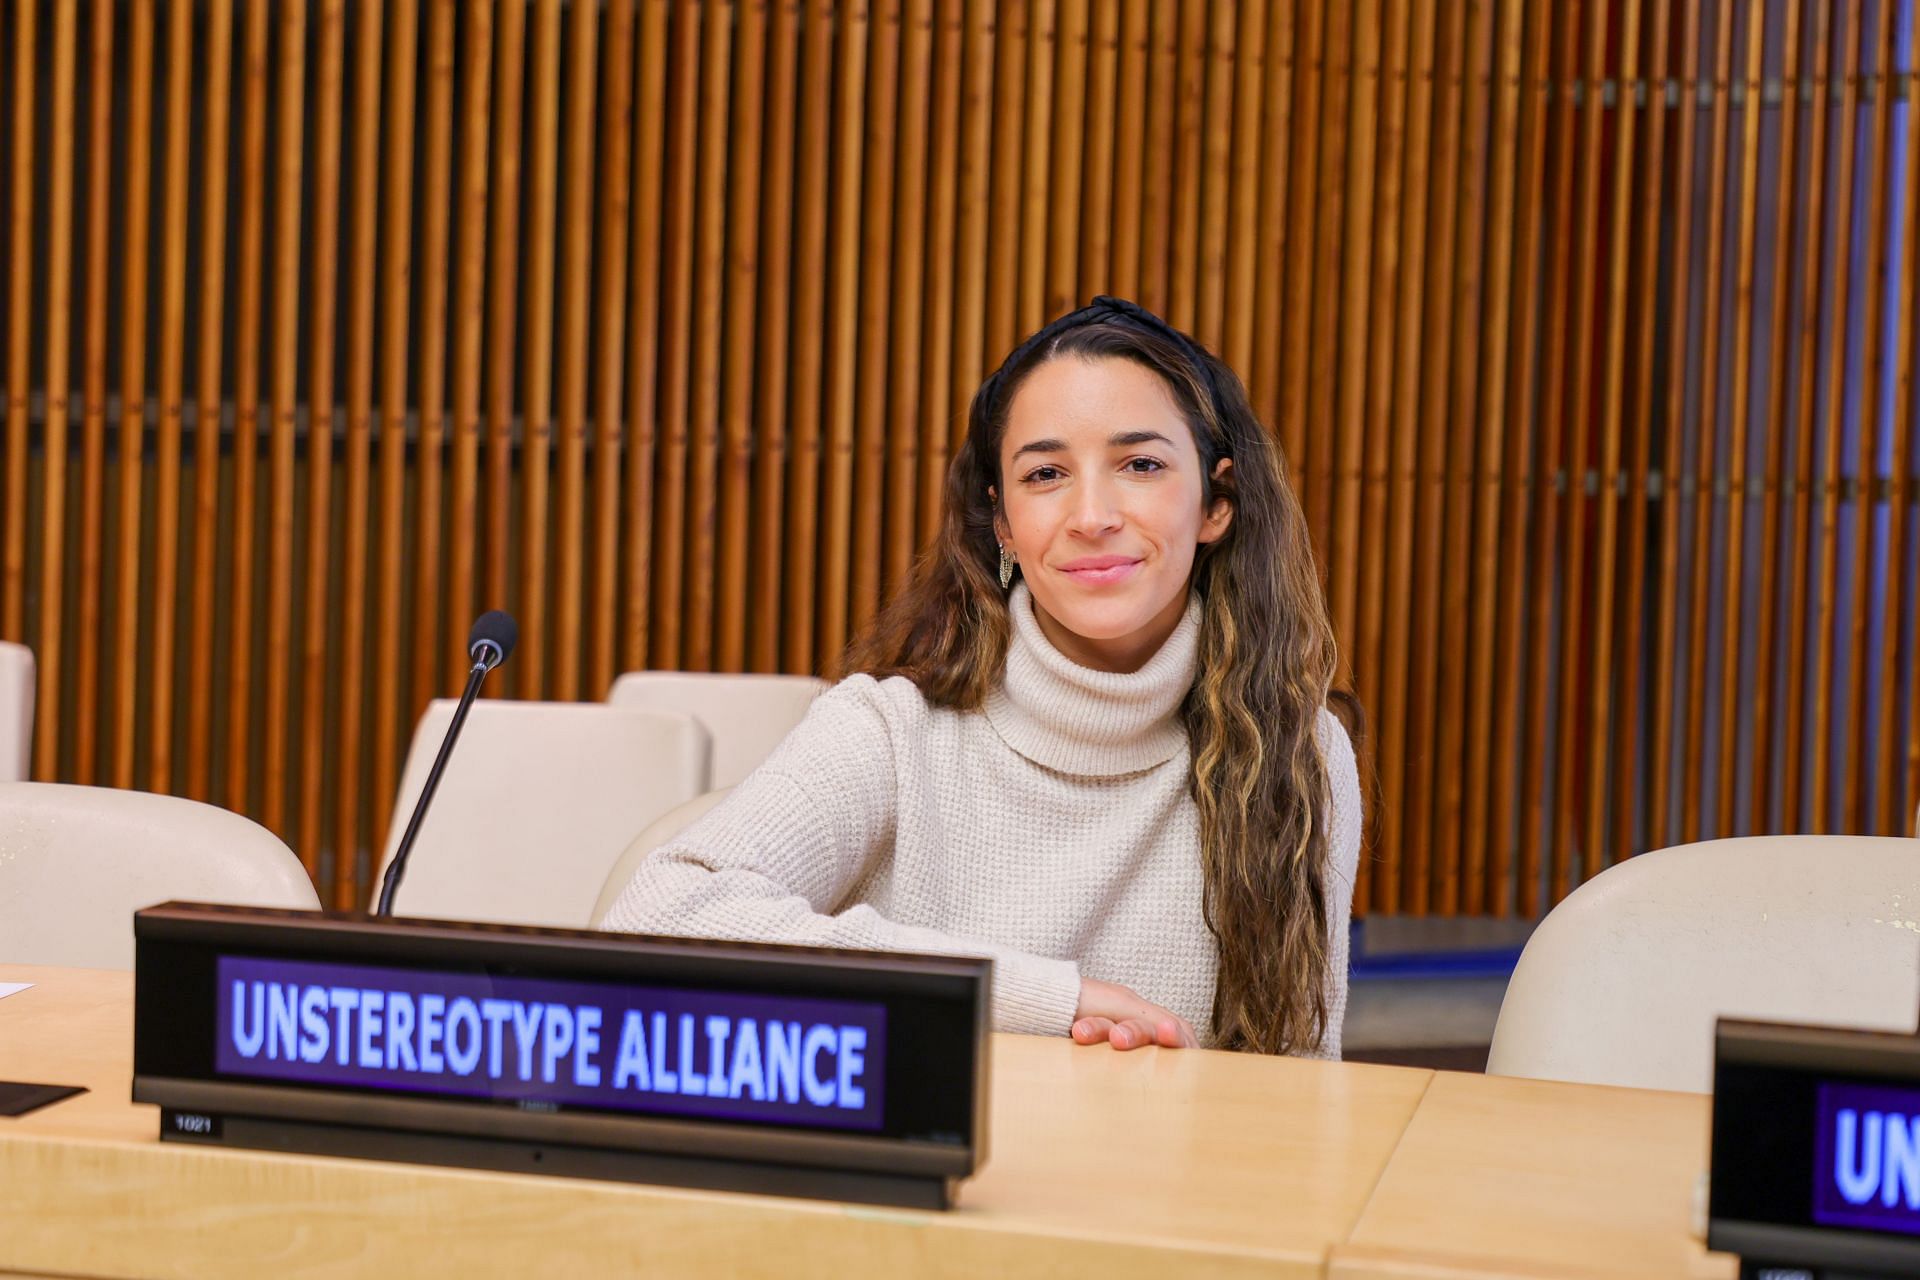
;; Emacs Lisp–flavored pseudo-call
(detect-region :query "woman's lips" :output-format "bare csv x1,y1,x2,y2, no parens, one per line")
1058,557,1144,585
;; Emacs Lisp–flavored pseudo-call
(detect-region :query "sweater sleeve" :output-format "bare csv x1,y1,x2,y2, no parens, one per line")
1309,706,1363,1061
601,678,1085,1036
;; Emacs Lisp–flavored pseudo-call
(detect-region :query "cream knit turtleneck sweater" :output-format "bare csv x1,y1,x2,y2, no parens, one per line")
605,583,1362,1058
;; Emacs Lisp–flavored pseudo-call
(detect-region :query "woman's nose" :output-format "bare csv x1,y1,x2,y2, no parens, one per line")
1066,477,1124,536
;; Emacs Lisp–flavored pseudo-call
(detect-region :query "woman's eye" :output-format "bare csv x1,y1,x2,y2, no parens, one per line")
1124,457,1167,474
1022,465,1064,484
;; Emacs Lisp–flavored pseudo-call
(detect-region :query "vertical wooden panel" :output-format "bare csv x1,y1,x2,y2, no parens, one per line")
1431,0,1489,911
1248,0,1292,432
146,0,194,795
779,0,833,673
1844,0,1899,833
715,0,764,670
550,0,600,697
222,0,267,812
882,0,929,597
1710,0,1766,837
446,0,494,688
305,0,351,901
985,0,1027,361
1371,0,1437,914
1275,0,1323,474
1015,0,1054,333
748,0,798,673
1611,0,1675,862
185,0,235,802
483,0,527,624
32,1,77,782
514,0,562,696
371,0,422,863
915,0,963,550
1327,0,1377,700
73,0,117,785
1547,0,1610,895
1220,0,1267,376
112,0,155,791
1306,0,1353,567
2,0,35,645
1044,0,1085,321
815,0,868,666
1747,0,1806,835
624,0,668,672
1077,0,1117,304
848,0,898,637
949,0,996,414
1165,0,1205,332
1681,0,1738,845
1876,7,1920,835
1191,0,1233,347
589,0,637,692
411,0,459,707
681,0,733,668
1580,0,1647,876
1810,4,1867,832
1107,0,1147,305
1517,0,1582,915
1647,0,1705,851
1779,0,1835,833
1462,0,1528,911
1136,0,1175,315
1487,0,1555,911
1401,0,1468,913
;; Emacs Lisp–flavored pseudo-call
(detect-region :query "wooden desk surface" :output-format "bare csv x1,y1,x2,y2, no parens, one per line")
0,966,1430,1279
1331,1071,1736,1280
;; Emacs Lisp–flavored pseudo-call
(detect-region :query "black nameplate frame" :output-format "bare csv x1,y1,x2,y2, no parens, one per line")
1711,1019,1920,1279
132,903,991,1210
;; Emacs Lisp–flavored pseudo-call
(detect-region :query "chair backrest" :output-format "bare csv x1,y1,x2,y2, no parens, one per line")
590,788,731,928
0,782,319,969
604,672,826,789
0,641,34,782
377,700,708,929
1487,835,1920,1093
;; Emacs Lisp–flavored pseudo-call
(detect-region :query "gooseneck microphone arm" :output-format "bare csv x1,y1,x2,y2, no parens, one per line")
374,610,518,918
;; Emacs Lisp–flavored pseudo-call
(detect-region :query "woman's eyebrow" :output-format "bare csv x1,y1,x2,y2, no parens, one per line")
1009,436,1068,460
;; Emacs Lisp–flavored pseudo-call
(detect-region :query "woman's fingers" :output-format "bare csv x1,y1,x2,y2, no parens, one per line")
1110,1017,1160,1050
1072,1016,1116,1044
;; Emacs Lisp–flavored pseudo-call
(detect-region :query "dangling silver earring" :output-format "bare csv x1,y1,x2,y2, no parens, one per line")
998,543,1014,589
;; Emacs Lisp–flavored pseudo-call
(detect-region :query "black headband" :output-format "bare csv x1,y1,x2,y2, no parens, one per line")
984,295,1232,459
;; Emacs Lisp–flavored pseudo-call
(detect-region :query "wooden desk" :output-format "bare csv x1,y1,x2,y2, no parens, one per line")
1330,1071,1736,1280
0,966,1429,1279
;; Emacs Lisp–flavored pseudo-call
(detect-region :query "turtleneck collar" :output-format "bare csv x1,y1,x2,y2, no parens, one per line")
982,581,1200,776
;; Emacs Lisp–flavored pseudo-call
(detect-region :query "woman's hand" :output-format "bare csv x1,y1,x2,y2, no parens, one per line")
1071,978,1198,1050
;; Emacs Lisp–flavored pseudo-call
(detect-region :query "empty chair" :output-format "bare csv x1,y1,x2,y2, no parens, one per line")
605,672,826,789
1488,835,1920,1093
590,788,731,928
0,641,33,782
0,782,319,969
376,700,707,929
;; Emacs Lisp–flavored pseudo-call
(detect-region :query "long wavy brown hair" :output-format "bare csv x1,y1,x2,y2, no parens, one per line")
845,297,1341,1055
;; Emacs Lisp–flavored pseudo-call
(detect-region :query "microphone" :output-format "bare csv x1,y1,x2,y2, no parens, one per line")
374,610,519,917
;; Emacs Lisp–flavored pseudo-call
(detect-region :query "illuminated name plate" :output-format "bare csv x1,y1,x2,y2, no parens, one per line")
133,904,989,1209
1711,1020,1920,1278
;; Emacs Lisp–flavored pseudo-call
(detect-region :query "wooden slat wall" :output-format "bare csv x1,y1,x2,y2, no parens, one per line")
3,0,1919,914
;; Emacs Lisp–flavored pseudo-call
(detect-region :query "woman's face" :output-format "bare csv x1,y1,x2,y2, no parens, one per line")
994,355,1232,673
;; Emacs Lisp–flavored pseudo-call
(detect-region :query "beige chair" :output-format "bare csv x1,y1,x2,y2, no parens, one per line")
0,782,319,969
376,700,708,929
1487,835,1920,1094
590,788,731,928
605,672,826,789
0,641,34,782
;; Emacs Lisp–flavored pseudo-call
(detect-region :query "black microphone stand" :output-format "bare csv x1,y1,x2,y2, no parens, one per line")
374,620,513,917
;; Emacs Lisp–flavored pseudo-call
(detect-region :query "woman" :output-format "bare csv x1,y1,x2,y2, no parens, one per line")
606,297,1361,1058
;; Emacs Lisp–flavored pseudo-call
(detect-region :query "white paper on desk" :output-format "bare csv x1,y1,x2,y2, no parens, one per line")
0,983,31,1000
